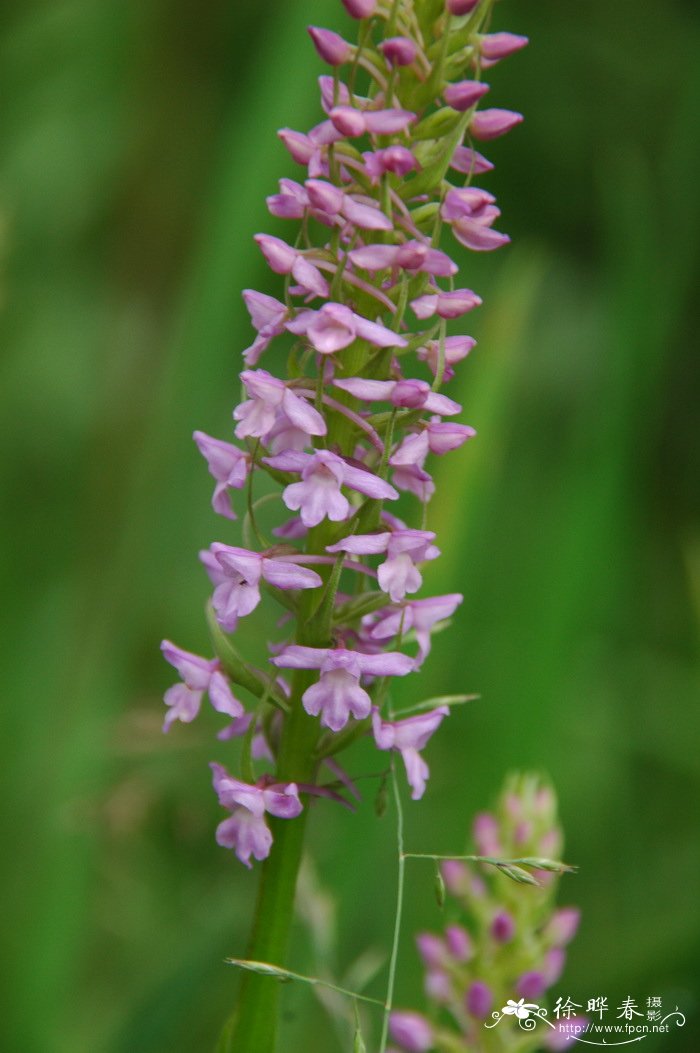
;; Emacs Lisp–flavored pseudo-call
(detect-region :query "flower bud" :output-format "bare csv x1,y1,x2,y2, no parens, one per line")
308,26,353,67
544,907,581,946
445,924,472,961
380,36,417,67
491,910,515,942
329,105,367,137
389,1011,433,1052
342,0,377,17
479,32,529,62
469,108,524,141
443,79,489,111
466,980,493,1019
516,970,547,999
447,0,480,14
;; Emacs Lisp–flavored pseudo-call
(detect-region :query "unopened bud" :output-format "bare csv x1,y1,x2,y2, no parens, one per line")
443,79,489,112
469,108,524,141
308,26,353,67
435,864,446,908
447,0,480,14
380,36,418,67
342,0,378,18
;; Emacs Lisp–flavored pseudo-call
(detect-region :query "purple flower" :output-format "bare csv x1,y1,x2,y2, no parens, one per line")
466,980,493,1019
160,641,244,732
450,144,494,175
417,334,476,381
341,0,377,16
307,26,353,67
233,369,326,441
211,763,302,867
286,302,405,354
388,1011,434,1053
273,646,413,731
447,0,479,14
349,241,456,277
208,542,322,630
491,910,516,942
328,529,439,602
380,36,417,67
193,431,250,519
241,289,288,365
363,146,418,181
254,234,329,297
516,970,547,1000
333,376,460,416
329,104,416,137
473,811,502,854
411,288,482,319
444,79,490,111
469,108,524,141
372,706,448,799
445,923,473,961
390,420,476,466
479,32,529,64
263,449,398,527
544,907,581,946
305,178,393,230
368,593,463,665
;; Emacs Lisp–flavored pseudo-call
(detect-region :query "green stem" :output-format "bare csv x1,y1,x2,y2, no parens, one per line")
219,524,336,1053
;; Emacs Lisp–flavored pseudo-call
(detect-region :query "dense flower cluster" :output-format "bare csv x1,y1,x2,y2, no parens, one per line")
161,0,527,867
388,775,582,1053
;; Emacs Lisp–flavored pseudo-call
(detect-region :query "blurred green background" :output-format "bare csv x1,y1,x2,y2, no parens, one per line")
1,0,698,1051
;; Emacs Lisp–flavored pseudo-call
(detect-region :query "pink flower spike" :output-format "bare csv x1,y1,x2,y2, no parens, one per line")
411,288,482,319
373,705,448,799
193,431,250,519
389,1012,434,1053
160,641,243,731
307,26,353,66
479,32,529,62
273,646,413,731
341,0,377,16
380,36,417,67
444,79,490,111
234,369,326,441
469,107,524,141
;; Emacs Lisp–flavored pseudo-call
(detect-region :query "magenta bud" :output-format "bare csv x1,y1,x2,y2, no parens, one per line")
447,0,480,13
466,980,493,1019
330,105,367,137
543,947,566,985
470,108,524,141
445,924,472,961
479,32,529,61
389,1011,433,1053
278,128,315,165
545,907,581,946
416,932,445,969
308,26,353,66
440,859,468,893
305,178,343,215
380,36,417,67
516,971,547,1000
444,79,489,111
491,910,515,943
341,0,378,17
